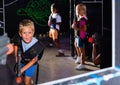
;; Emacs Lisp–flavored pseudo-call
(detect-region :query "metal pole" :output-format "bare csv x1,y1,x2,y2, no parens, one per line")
3,0,5,35
70,0,75,57
101,0,103,36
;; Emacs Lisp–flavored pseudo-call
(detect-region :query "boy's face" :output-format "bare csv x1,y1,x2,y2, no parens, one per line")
19,26,34,44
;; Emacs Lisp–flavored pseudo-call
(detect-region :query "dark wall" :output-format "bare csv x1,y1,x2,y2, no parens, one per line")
101,0,112,68
5,0,31,37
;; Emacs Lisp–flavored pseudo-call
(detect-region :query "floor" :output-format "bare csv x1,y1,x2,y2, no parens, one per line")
36,47,100,84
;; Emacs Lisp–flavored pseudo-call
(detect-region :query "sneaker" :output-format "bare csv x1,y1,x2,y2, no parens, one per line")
73,55,77,59
75,64,85,70
75,57,81,64
56,52,65,57
49,43,53,47
31,80,33,84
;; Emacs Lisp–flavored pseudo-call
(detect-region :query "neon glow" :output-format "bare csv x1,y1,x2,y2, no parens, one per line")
17,0,51,26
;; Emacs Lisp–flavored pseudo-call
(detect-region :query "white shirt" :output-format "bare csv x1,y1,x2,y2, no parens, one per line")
49,13,62,30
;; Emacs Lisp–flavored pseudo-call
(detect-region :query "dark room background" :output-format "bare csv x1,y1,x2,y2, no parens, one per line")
1,0,112,69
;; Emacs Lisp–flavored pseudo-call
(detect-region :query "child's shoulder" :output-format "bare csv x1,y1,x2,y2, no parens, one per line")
81,16,88,21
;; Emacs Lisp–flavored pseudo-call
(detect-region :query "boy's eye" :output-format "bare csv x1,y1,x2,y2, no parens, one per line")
22,32,32,34
22,32,26,34
28,32,32,34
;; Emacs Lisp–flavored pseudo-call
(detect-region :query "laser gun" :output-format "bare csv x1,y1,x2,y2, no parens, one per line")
16,47,22,84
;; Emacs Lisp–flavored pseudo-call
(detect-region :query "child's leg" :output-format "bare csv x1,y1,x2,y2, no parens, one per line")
75,47,86,70
55,38,64,56
54,39,60,49
77,47,82,58
24,76,33,85
48,30,54,46
80,47,86,64
78,38,86,64
52,29,60,48
23,65,36,85
75,38,86,70
52,29,64,56
48,37,54,47
49,29,59,48
74,42,81,64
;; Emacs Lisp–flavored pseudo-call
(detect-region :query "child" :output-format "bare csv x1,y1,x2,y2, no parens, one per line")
14,19,44,85
48,3,64,56
72,3,88,70
91,33,101,65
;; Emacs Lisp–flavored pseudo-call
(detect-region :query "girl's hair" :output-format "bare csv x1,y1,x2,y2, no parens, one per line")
76,3,87,15
51,3,58,10
19,19,35,33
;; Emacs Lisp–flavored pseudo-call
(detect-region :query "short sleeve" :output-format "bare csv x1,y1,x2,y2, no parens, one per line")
48,14,52,23
79,18,87,28
56,14,62,23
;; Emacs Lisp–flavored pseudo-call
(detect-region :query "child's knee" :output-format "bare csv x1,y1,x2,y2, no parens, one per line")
24,77,32,85
53,39,59,43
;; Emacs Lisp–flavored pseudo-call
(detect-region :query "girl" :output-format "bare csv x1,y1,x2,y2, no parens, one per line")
72,3,88,70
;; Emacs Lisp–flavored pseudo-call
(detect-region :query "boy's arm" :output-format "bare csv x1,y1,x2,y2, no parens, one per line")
21,57,37,73
72,23,86,31
92,43,101,65
72,21,87,31
48,14,52,27
14,45,18,62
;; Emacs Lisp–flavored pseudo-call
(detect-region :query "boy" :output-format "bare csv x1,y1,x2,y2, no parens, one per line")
48,3,64,56
14,19,44,85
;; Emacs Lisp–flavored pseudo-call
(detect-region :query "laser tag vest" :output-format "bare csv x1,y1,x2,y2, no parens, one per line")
50,16,56,29
19,38,44,65
48,13,61,30
76,17,87,40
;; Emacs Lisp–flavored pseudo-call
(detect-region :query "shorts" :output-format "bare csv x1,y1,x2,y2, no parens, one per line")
75,36,84,48
21,64,36,77
49,29,58,40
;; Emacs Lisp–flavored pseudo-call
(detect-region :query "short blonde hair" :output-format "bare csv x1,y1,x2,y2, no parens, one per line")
76,3,87,15
19,19,35,33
